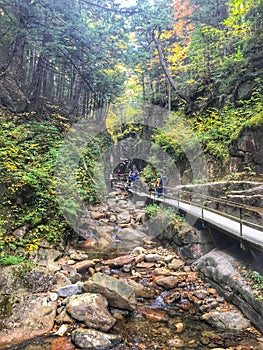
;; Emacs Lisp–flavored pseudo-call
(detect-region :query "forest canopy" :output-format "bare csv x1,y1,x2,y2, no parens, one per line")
0,0,262,119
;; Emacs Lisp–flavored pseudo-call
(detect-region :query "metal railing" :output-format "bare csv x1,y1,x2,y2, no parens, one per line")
129,183,263,240
165,189,263,234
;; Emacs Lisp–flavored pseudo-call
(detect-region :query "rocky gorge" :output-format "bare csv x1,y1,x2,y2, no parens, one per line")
0,188,263,350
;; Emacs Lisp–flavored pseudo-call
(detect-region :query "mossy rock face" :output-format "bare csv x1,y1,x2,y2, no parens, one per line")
229,125,263,175
0,264,54,294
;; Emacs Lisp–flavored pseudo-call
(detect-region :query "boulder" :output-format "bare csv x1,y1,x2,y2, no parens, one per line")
0,293,57,348
124,279,156,298
71,328,120,350
115,227,147,242
117,211,131,224
103,255,135,267
56,281,83,298
83,272,136,310
201,310,250,330
155,276,179,289
66,293,115,331
145,253,162,262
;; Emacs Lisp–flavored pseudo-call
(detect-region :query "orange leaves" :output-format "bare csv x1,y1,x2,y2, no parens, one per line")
172,0,195,40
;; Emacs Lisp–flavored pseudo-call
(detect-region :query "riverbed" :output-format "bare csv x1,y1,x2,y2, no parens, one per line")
1,188,263,350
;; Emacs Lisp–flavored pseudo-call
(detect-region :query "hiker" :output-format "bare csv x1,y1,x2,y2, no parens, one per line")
128,164,139,187
155,175,163,198
161,172,169,194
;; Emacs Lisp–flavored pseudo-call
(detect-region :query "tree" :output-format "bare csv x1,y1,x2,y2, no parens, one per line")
0,0,129,120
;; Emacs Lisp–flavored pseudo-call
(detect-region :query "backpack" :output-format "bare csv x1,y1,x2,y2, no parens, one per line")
155,177,162,188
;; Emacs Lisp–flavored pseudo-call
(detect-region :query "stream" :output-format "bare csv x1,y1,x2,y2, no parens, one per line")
1,188,263,350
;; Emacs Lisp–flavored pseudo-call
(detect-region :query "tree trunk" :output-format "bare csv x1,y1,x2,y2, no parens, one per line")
152,32,189,103
0,33,28,112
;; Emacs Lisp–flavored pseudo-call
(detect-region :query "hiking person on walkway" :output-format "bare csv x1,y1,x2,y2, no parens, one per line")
155,175,163,198
161,172,169,195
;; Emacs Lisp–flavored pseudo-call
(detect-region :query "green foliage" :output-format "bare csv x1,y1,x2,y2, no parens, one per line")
190,107,247,159
0,253,25,266
145,203,184,226
0,111,109,254
140,164,158,184
145,203,160,219
0,113,66,249
0,114,68,254
249,271,263,290
245,111,263,127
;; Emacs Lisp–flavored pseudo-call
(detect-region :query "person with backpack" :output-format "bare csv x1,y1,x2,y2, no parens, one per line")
128,164,139,187
155,175,163,198
161,172,169,195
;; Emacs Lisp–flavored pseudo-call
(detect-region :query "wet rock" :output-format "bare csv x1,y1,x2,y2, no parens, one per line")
103,255,135,267
69,252,89,261
164,254,177,263
138,307,169,321
136,261,156,269
95,226,115,241
155,276,178,289
55,307,75,324
167,337,184,347
54,324,68,336
201,310,250,330
145,253,162,262
122,264,132,272
73,260,96,272
132,246,146,255
124,279,156,298
163,291,181,304
83,272,136,310
168,258,185,271
170,321,184,333
66,293,115,331
117,211,131,224
72,328,120,349
115,227,147,242
97,237,112,248
78,238,98,248
153,267,173,276
56,281,83,298
90,211,106,220
180,299,192,311
199,303,218,313
51,336,75,350
0,293,57,349
109,213,117,222
193,289,208,299
135,253,146,264
54,272,72,286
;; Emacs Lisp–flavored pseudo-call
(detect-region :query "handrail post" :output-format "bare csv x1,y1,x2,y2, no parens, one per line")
240,207,243,237
178,191,180,208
